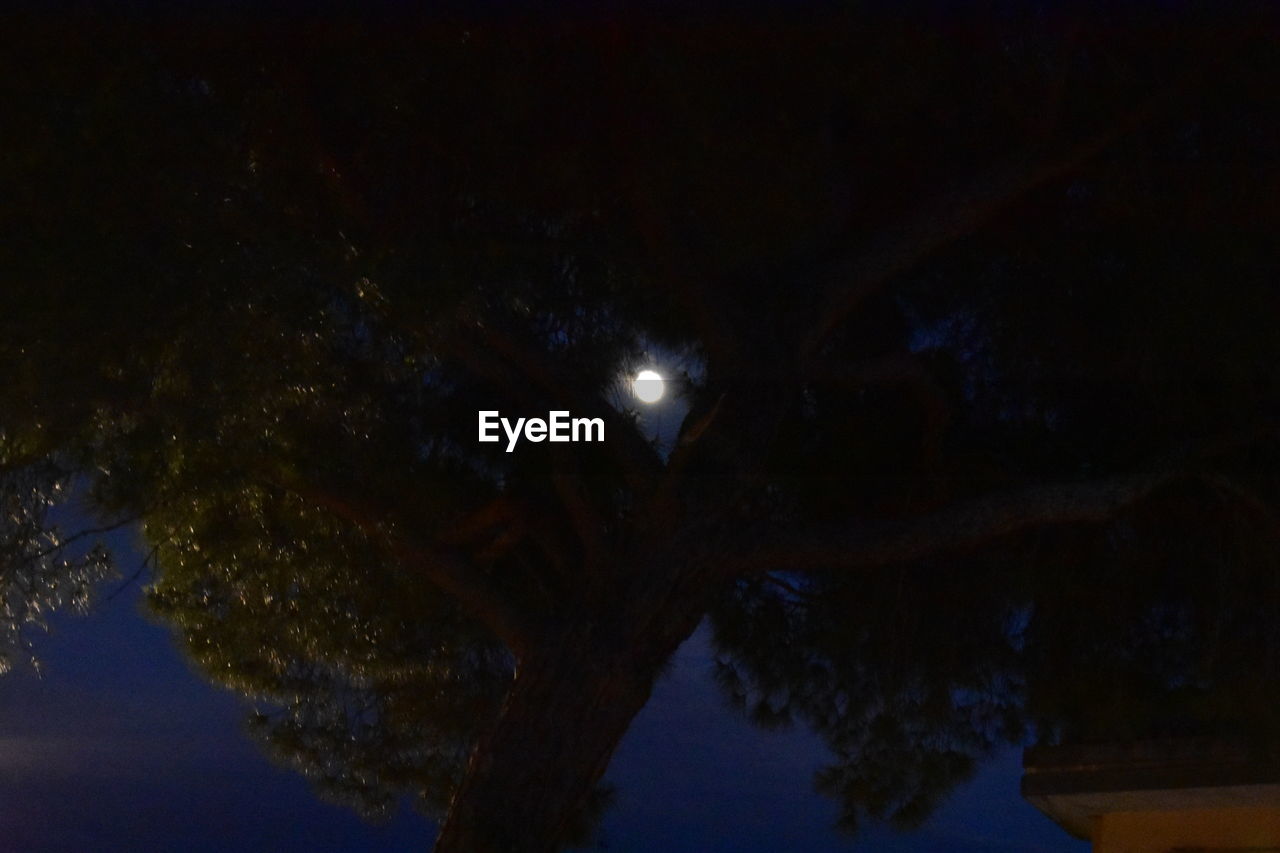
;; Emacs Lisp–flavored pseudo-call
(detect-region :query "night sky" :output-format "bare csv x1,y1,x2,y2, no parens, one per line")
0,533,1083,852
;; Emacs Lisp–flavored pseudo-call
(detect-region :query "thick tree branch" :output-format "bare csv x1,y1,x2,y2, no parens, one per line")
274,475,539,655
731,467,1182,575
738,423,1280,575
1199,471,1280,540
550,456,609,568
811,352,952,457
441,497,523,547
648,391,727,515
441,496,546,566
798,90,1172,365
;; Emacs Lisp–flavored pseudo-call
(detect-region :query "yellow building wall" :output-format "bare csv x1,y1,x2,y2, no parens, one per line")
1094,805,1280,852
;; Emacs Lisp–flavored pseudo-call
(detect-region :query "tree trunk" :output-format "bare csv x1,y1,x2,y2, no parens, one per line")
433,605,703,853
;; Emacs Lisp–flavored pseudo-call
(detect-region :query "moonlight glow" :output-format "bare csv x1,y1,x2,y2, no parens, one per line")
632,370,665,404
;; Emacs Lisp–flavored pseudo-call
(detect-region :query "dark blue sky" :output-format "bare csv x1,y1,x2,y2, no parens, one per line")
0,530,1086,853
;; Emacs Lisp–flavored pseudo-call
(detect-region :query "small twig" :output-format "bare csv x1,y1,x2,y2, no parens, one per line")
104,543,160,602
28,514,141,562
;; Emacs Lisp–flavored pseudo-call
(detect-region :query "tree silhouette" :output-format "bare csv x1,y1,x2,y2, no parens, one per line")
4,5,1280,851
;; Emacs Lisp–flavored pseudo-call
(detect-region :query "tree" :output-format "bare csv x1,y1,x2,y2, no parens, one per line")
0,454,114,673
4,4,1280,851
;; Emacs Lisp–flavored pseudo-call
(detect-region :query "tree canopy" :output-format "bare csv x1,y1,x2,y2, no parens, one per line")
4,4,1280,851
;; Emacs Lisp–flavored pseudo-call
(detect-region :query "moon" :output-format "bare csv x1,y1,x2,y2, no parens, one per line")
632,369,665,404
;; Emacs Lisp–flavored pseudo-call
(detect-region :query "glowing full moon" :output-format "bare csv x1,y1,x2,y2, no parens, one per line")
632,369,665,404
